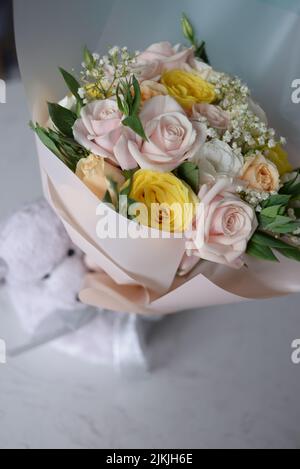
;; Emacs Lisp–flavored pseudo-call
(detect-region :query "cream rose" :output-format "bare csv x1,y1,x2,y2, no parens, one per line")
186,178,258,268
193,140,243,185
128,96,207,172
73,99,139,170
76,154,125,202
192,104,230,130
140,80,168,104
241,153,280,192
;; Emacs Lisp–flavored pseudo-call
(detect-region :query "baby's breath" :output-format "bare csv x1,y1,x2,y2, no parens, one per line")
80,46,139,101
209,72,285,156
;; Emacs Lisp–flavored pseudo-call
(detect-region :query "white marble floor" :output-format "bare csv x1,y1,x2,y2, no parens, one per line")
0,81,300,449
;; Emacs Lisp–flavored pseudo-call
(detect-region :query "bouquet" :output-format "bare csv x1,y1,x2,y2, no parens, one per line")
30,15,300,314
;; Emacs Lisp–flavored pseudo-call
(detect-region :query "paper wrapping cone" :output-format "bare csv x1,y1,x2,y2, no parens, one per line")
14,0,300,314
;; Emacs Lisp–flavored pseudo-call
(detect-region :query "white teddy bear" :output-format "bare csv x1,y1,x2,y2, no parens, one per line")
0,199,150,369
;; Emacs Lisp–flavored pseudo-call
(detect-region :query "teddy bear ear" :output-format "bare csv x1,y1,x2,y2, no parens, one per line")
0,258,8,284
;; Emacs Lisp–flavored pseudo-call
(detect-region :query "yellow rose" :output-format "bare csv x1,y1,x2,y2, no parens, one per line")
76,154,125,202
127,170,198,233
241,153,280,193
263,145,293,176
161,69,216,110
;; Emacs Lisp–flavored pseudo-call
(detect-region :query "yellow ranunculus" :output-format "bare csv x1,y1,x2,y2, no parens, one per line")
76,154,125,202
263,145,293,176
161,69,216,110
127,170,199,233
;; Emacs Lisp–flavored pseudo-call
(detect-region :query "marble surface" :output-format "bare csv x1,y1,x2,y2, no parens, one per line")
0,81,300,449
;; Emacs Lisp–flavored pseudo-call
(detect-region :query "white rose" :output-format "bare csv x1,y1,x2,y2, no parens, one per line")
193,139,243,184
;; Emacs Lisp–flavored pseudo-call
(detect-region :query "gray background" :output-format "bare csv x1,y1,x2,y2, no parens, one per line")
0,0,299,449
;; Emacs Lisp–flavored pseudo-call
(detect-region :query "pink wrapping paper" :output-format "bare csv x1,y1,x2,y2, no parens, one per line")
36,140,300,315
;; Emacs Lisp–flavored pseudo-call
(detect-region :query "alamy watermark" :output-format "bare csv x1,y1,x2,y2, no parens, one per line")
291,79,300,104
291,339,300,365
0,338,6,364
0,79,6,104
95,197,203,242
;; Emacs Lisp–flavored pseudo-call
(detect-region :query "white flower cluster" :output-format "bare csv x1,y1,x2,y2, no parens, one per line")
208,72,286,155
79,46,139,102
236,185,272,209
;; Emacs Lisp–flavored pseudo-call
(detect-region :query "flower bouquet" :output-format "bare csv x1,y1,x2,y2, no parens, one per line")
29,15,300,315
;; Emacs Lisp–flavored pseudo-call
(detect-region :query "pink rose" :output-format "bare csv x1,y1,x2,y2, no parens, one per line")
192,103,230,130
133,60,162,82
137,42,193,80
73,100,139,170
128,96,207,172
186,178,257,268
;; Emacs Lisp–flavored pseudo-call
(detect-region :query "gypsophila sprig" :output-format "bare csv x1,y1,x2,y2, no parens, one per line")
79,45,139,102
209,72,286,154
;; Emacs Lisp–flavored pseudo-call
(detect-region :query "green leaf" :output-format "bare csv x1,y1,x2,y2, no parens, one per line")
132,76,142,115
263,215,294,229
103,190,113,203
174,162,199,194
251,232,291,249
276,246,300,262
195,41,210,65
285,183,300,196
292,195,300,203
123,169,138,181
32,125,62,159
280,171,300,195
261,205,284,218
120,178,133,197
105,177,119,210
123,116,148,141
262,194,291,208
48,103,77,138
83,46,94,68
268,223,300,234
293,208,300,219
59,68,83,105
116,88,125,114
246,241,279,262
